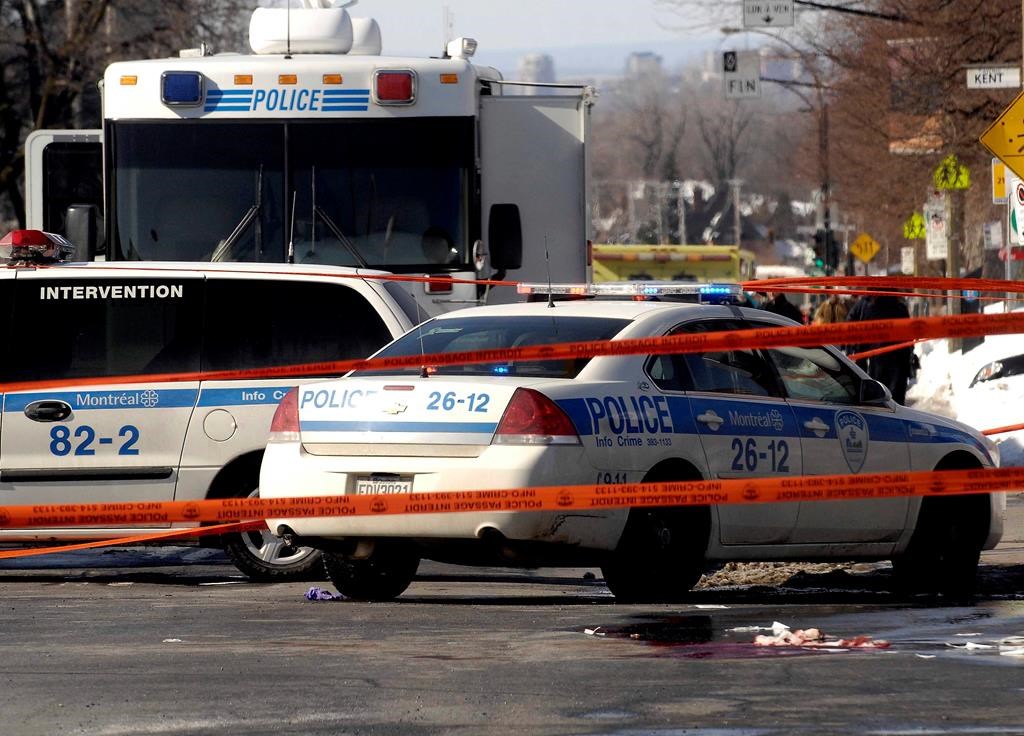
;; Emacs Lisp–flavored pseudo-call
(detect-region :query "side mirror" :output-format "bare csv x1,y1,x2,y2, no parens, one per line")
65,204,104,260
858,378,890,405
487,203,522,272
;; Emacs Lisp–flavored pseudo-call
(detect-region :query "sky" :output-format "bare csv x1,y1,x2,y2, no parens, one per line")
354,0,698,56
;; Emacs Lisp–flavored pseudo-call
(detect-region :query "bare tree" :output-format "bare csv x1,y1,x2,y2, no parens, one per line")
1,0,251,228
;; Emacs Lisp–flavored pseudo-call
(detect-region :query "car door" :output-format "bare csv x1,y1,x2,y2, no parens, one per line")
0,271,204,520
659,319,802,545
761,341,912,544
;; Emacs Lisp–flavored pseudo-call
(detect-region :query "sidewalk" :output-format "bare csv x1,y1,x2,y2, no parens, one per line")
985,493,1024,566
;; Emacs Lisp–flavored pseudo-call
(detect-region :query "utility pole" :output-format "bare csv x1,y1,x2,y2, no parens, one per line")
728,178,743,246
675,182,689,245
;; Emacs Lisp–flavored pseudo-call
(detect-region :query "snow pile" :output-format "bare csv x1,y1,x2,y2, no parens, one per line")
907,302,1024,468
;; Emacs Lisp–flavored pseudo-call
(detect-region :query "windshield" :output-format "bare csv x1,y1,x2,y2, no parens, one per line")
358,315,631,378
109,118,473,269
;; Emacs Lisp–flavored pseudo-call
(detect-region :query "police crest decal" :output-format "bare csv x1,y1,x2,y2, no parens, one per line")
835,410,869,473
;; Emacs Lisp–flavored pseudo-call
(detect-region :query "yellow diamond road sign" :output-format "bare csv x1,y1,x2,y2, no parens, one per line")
980,89,1024,180
850,232,881,263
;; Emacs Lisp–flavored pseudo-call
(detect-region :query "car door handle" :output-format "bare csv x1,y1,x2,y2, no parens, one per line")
696,411,724,430
803,418,829,434
24,400,73,422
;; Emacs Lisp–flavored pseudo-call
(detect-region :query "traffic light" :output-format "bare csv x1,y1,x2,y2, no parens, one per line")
812,229,838,274
825,230,839,274
812,229,826,270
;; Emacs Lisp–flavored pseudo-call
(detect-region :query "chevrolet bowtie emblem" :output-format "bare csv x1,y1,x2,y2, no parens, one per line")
382,402,408,415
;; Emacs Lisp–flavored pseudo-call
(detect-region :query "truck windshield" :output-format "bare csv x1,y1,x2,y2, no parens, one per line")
357,315,631,378
108,117,473,270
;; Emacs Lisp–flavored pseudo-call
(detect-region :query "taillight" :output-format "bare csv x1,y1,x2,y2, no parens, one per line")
493,388,579,445
269,387,299,439
425,274,453,294
374,70,416,104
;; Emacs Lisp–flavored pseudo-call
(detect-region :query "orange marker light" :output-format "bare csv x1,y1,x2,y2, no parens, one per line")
234,74,253,85
440,73,458,84
120,75,138,86
279,74,297,85
323,74,343,85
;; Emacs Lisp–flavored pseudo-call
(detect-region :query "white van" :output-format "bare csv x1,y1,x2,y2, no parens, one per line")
0,256,419,579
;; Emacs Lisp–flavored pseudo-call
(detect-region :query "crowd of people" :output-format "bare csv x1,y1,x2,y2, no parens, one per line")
753,288,914,404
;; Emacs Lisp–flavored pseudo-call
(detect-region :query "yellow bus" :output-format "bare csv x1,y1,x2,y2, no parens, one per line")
592,244,756,284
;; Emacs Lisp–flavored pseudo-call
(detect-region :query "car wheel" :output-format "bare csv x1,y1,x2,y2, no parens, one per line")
601,507,707,603
892,495,987,598
222,488,323,582
322,542,420,601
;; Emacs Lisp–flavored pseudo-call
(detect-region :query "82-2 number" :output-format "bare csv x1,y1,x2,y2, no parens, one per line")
49,425,140,457
730,437,789,472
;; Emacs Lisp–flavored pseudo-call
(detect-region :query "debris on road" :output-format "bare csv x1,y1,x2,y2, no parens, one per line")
752,621,890,649
305,586,340,601
583,627,606,637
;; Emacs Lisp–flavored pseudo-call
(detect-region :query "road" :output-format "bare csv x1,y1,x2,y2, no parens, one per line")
2,539,1023,736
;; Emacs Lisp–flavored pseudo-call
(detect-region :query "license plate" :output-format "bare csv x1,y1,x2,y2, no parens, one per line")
355,476,413,495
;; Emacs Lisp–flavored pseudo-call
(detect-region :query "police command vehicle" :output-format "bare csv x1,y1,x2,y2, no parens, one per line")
24,1,591,314
260,282,1004,601
0,230,417,579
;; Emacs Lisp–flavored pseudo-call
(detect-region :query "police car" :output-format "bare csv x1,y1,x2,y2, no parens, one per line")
0,229,418,579
260,282,1004,601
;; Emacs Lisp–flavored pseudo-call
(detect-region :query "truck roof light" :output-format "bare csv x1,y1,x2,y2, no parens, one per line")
517,281,743,304
0,230,75,265
234,74,253,85
161,71,203,106
278,74,297,85
445,37,477,59
323,74,344,85
374,70,416,105
120,75,138,86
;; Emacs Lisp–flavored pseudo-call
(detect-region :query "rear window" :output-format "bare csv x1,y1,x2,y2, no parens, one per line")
358,315,630,378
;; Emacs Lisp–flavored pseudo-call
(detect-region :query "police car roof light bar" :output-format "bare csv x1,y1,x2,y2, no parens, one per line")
517,281,742,304
0,229,76,266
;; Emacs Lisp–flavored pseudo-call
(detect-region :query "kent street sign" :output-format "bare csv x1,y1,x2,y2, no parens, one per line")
965,65,1021,90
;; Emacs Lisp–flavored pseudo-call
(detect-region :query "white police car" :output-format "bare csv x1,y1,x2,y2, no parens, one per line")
0,231,419,579
260,283,1004,600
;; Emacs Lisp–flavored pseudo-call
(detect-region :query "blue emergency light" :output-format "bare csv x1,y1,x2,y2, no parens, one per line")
162,71,204,106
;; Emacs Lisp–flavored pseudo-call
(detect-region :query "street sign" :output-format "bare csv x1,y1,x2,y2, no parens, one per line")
902,211,926,240
984,220,1003,251
723,50,761,99
1010,172,1024,245
993,158,1007,204
742,0,795,28
900,246,915,275
924,193,948,261
965,65,1021,89
933,154,970,190
980,89,1024,180
849,232,881,263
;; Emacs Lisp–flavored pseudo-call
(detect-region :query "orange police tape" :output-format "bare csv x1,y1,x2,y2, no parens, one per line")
0,520,266,560
1,467,1022,535
2,311,1024,395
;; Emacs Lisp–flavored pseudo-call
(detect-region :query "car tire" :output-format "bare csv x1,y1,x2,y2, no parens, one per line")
601,507,706,603
892,495,987,598
322,542,420,601
222,488,323,582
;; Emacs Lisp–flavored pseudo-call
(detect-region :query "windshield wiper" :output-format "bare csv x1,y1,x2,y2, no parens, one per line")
309,165,369,267
212,166,263,262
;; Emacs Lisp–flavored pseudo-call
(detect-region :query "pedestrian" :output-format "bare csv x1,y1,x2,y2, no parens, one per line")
855,293,913,404
758,290,804,323
812,293,848,325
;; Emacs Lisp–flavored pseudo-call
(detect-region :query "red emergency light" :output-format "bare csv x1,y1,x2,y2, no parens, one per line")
0,229,75,264
374,70,416,105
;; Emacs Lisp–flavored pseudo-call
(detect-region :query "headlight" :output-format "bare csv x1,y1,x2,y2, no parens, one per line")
970,361,1003,387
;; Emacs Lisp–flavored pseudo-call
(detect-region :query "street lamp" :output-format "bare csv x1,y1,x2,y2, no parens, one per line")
721,27,839,274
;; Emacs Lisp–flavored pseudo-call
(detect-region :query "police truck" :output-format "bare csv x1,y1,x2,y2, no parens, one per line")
24,0,594,312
